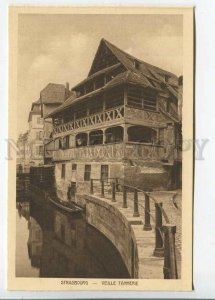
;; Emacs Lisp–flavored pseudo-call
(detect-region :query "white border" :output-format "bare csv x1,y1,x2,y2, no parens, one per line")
1,0,215,298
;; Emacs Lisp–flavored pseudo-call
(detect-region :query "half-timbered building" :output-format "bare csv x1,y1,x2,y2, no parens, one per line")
46,39,182,200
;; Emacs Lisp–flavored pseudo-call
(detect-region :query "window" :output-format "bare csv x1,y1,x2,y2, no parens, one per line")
101,165,109,182
76,133,88,147
105,88,124,109
62,135,70,149
71,164,77,180
75,104,87,119
61,164,66,179
36,131,43,140
72,164,77,171
143,94,157,111
105,126,123,144
89,130,103,145
127,86,143,108
89,96,103,115
128,126,157,144
127,86,157,111
37,117,43,125
39,131,43,140
84,165,91,181
39,146,43,156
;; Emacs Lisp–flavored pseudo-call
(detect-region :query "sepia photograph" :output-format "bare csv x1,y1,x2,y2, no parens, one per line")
8,6,193,291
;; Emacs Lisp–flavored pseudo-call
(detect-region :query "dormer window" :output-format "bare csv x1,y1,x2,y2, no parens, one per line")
85,81,94,94
95,76,104,89
164,74,171,83
134,59,140,69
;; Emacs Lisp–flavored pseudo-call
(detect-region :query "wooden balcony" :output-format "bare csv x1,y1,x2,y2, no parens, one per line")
52,142,166,162
125,142,165,161
124,106,168,126
53,143,124,161
53,106,124,135
52,104,177,137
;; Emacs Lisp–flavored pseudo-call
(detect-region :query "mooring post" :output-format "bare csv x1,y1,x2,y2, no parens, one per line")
163,224,178,279
153,202,164,257
101,180,105,198
143,193,152,231
133,189,140,217
122,185,127,208
112,182,116,202
90,179,94,195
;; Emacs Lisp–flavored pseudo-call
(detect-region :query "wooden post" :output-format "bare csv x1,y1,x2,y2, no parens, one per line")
101,180,105,198
111,182,116,202
153,202,164,257
143,193,152,231
115,178,119,191
163,224,178,279
122,185,127,208
133,189,140,217
90,179,94,195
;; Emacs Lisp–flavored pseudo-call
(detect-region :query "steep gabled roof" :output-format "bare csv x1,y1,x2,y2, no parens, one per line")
88,38,178,83
40,83,67,104
72,63,122,90
47,39,179,118
28,99,41,122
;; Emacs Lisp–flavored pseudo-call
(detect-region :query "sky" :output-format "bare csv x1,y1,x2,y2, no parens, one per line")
18,13,183,134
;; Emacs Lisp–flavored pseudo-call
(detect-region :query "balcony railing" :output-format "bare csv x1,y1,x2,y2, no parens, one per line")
52,142,166,162
54,106,124,134
125,142,165,161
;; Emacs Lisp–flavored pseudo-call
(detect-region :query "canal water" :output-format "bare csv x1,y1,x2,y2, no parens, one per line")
16,195,130,278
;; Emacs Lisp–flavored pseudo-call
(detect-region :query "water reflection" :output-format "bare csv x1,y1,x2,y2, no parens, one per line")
16,198,130,278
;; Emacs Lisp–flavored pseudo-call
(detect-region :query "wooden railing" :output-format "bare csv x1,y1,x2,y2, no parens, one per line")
53,143,124,161
52,142,166,162
125,142,165,160
90,178,179,279
54,106,124,134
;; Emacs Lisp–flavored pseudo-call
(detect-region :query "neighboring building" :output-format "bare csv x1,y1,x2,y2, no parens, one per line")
41,83,72,164
46,38,182,200
27,83,71,166
27,100,44,166
17,131,29,173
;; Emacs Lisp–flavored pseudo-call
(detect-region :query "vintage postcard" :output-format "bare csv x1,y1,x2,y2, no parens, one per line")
8,6,194,291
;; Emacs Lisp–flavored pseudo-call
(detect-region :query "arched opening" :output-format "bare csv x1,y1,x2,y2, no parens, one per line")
89,130,103,145
105,126,123,144
128,126,157,144
76,132,88,147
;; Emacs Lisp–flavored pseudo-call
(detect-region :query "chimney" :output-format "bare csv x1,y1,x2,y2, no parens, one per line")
66,82,69,91
178,76,183,121
65,82,70,101
178,75,183,86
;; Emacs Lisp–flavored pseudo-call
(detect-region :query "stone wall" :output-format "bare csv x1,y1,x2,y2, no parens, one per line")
83,195,137,277
54,161,124,201
54,159,176,202
123,160,172,190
